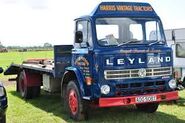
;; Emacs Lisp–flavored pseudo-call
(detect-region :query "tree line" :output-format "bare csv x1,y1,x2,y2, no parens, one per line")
0,42,53,52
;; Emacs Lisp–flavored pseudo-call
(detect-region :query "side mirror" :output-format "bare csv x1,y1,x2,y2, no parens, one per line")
172,30,176,41
0,67,3,74
75,31,83,43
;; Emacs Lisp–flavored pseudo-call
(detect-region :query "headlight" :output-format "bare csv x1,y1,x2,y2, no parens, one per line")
0,87,5,96
168,79,177,89
101,85,110,95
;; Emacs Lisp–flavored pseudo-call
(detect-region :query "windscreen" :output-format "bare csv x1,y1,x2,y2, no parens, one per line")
96,18,164,46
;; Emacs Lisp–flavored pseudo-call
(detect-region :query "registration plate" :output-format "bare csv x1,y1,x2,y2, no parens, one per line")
136,95,157,103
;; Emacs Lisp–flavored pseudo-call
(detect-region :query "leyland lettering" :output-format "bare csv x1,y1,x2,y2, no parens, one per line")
106,56,171,65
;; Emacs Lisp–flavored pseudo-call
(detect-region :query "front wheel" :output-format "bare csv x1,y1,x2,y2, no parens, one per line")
66,80,88,121
136,103,159,113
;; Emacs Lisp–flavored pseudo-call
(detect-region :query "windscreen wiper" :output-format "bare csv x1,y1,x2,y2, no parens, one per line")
149,40,164,46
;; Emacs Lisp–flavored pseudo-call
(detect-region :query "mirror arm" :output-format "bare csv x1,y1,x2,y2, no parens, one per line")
172,30,176,42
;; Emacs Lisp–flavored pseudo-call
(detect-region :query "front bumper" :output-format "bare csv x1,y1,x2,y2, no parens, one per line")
99,91,178,107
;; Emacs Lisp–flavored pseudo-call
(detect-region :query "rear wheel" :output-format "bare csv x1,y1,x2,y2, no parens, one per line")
18,71,33,99
136,103,159,113
66,80,88,121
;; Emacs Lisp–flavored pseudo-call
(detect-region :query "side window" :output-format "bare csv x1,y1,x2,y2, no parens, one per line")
87,22,93,47
75,20,92,48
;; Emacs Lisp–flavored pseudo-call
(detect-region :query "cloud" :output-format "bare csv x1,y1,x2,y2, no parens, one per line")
0,0,20,4
0,0,48,10
24,0,48,10
0,0,184,46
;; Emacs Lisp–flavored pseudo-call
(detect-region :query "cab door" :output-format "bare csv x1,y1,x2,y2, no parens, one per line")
72,20,94,88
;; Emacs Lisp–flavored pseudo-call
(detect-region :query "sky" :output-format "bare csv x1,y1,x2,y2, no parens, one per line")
0,0,185,46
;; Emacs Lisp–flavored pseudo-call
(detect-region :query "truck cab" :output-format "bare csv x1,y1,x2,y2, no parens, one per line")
70,2,175,100
62,2,178,120
4,2,178,121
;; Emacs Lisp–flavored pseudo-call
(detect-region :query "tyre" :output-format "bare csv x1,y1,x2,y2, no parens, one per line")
66,80,88,121
136,102,159,113
32,86,41,98
18,71,33,99
61,85,67,113
0,114,6,123
16,75,20,92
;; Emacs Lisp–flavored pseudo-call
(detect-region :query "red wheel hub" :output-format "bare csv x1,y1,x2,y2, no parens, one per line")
68,90,78,115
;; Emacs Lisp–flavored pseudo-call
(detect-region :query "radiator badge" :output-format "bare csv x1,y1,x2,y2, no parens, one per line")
138,68,146,77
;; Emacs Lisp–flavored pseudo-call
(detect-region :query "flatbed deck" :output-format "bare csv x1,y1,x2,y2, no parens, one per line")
4,62,54,76
4,45,73,78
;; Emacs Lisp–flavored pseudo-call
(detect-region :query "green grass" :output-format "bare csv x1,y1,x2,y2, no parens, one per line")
6,85,185,123
0,51,53,79
1,51,185,123
7,85,68,123
0,51,53,69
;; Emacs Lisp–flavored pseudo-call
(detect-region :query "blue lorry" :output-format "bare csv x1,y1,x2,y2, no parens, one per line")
0,67,8,123
4,2,178,120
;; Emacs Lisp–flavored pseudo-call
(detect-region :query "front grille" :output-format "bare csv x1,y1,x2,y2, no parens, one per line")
116,81,166,96
104,67,172,80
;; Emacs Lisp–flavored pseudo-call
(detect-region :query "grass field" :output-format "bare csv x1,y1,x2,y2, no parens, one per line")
0,51,185,123
0,51,53,69
6,85,185,123
0,51,53,79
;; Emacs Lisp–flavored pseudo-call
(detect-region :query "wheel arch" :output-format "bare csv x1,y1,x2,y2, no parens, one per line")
61,67,85,98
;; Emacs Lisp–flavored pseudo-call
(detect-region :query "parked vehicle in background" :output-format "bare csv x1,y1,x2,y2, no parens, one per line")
165,28,185,89
0,67,8,123
4,2,178,121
